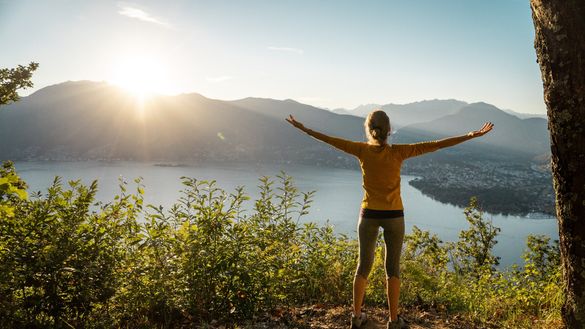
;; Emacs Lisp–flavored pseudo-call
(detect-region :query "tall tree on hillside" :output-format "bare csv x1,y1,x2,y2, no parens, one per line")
530,1,585,327
0,62,39,107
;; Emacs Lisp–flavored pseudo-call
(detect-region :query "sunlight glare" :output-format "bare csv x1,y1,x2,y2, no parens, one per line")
109,56,171,99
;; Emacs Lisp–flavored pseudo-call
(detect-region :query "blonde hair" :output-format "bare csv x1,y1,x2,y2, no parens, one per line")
365,110,391,146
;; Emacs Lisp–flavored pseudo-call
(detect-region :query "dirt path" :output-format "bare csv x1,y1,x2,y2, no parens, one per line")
239,305,496,329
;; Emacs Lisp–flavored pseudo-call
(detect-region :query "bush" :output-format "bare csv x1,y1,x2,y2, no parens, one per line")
0,170,361,327
398,197,561,327
0,164,562,328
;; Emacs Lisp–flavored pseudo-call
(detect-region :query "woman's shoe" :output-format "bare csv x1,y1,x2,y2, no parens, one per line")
387,315,406,329
351,312,367,329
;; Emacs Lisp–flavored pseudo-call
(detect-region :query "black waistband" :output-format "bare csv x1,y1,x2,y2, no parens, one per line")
360,208,404,219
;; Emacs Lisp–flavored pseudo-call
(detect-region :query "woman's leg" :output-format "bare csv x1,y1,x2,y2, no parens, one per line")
382,217,405,321
353,216,379,317
386,277,401,321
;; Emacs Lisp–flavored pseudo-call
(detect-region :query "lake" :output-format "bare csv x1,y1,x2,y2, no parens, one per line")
14,161,558,268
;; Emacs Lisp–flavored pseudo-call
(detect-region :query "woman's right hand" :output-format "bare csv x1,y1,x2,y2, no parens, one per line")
467,122,494,138
286,115,307,131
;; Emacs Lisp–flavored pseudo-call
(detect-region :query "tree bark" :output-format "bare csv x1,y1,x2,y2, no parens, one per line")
530,1,585,327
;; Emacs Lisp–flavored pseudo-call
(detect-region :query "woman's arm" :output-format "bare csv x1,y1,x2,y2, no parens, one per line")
399,122,494,159
285,115,363,157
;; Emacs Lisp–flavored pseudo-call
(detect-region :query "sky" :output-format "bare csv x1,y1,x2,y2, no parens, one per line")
0,0,546,114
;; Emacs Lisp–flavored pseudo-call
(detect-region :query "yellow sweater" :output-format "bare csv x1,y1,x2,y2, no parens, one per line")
305,129,473,210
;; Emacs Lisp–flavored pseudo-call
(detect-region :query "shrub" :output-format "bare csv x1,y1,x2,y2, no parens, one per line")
0,164,562,328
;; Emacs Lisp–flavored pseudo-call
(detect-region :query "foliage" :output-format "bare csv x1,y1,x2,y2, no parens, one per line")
0,171,357,327
450,196,501,275
0,167,561,328
398,198,561,328
0,62,39,106
0,62,37,217
0,161,28,217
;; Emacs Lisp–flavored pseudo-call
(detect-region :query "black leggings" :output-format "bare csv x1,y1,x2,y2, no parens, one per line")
355,216,405,279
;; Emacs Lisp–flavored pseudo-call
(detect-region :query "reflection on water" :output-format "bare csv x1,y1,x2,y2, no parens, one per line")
15,161,558,268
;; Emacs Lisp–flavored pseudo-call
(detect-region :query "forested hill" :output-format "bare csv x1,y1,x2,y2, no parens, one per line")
0,81,548,164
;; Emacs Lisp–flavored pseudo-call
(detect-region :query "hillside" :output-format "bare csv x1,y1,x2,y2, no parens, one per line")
0,81,366,167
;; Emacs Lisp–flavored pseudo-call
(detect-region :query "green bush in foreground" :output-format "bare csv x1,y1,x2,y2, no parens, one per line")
0,162,561,328
399,200,562,328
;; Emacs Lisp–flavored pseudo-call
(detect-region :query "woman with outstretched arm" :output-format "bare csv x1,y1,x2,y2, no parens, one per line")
286,110,493,329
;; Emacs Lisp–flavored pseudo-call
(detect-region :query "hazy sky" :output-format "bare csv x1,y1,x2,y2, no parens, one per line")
0,0,546,114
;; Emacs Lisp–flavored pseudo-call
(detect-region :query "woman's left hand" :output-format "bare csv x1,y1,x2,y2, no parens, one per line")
468,122,494,138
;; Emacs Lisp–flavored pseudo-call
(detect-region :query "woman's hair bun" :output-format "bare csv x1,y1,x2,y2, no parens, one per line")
364,110,390,145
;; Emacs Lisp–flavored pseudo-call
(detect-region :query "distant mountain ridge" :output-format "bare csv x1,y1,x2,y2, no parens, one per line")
399,102,550,158
0,81,549,163
333,99,547,125
0,81,367,166
502,108,548,119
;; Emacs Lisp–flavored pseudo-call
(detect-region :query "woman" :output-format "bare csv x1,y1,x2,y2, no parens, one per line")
286,110,494,329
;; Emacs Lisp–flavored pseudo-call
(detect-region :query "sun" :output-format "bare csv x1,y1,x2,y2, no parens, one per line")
109,56,171,99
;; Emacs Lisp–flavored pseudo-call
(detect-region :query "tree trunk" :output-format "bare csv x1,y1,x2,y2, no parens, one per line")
530,1,585,327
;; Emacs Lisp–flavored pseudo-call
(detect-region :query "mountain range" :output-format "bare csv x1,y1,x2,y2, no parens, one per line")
332,100,547,126
0,81,549,165
332,99,468,128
